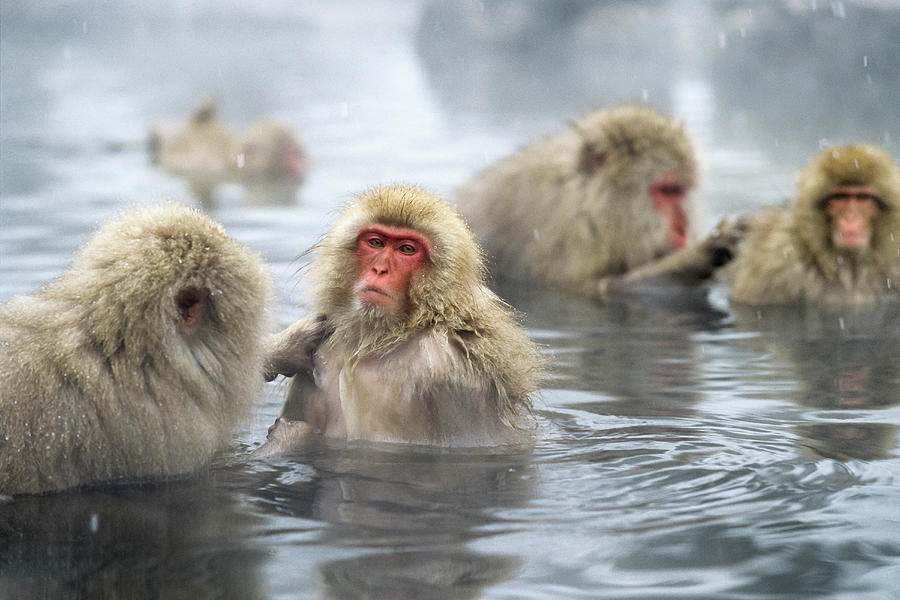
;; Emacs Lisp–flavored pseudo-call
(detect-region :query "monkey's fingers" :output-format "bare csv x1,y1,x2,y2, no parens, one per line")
250,418,317,459
706,217,750,268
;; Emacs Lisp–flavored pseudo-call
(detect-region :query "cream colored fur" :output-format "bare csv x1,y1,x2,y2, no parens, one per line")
0,205,273,494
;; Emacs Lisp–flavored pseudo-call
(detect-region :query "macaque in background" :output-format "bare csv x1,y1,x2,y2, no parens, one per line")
149,100,234,200
149,100,307,204
727,144,900,306
254,184,544,456
234,120,307,183
0,205,273,495
454,105,743,298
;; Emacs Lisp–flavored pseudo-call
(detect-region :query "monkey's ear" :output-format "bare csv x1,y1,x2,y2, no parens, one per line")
577,143,607,175
175,287,208,336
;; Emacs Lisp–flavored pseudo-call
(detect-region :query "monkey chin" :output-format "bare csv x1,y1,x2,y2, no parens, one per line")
833,232,871,253
352,285,406,324
358,285,396,308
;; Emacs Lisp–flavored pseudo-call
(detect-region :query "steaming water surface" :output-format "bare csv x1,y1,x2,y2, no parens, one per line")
2,2,899,598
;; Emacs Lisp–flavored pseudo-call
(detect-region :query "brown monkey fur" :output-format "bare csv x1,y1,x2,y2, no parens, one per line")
453,105,738,296
234,120,307,183
149,100,307,201
728,144,900,306
149,100,234,196
0,205,273,495
257,184,544,452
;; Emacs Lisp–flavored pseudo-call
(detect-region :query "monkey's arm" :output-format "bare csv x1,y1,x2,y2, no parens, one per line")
594,216,750,297
263,314,330,381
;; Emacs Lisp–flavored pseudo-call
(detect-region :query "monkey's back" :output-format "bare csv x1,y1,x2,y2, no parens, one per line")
0,204,272,495
0,292,233,495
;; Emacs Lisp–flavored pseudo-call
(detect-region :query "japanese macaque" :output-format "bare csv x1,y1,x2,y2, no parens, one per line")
253,185,544,456
727,144,900,306
149,100,307,203
234,120,307,183
454,105,742,297
148,100,234,199
0,205,273,495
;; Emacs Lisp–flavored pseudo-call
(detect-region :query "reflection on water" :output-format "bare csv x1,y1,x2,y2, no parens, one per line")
730,304,900,462
0,479,269,599
319,551,521,600
2,1,900,598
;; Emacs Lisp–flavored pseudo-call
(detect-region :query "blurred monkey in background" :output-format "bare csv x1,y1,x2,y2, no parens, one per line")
727,143,900,306
150,100,307,204
454,105,743,298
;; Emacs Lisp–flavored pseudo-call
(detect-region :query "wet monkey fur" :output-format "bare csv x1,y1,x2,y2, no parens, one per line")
455,105,743,297
255,185,544,455
727,144,900,306
0,205,272,495
149,100,307,202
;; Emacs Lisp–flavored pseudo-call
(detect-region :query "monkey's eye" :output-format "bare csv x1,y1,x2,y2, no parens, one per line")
822,193,883,210
655,184,685,197
398,243,417,255
856,193,883,206
367,237,386,248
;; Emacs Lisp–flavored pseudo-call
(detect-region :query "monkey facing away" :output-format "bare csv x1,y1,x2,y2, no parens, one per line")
727,144,900,306
454,105,742,297
0,205,273,495
254,185,544,456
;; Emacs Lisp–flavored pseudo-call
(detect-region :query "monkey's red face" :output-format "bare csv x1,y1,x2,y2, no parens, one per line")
650,173,689,250
278,139,307,180
824,185,880,251
355,225,430,311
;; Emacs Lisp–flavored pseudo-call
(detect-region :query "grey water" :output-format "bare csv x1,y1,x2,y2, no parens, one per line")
2,1,899,598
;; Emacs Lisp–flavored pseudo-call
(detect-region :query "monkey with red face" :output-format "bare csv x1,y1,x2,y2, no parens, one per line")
727,144,900,306
254,185,544,455
454,105,743,298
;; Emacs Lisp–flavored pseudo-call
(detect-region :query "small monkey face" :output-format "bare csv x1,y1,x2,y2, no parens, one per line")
649,172,690,250
355,225,430,312
823,185,881,250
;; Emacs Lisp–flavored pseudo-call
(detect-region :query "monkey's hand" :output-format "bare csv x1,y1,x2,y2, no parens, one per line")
593,216,749,297
687,215,750,277
263,314,330,381
249,417,317,459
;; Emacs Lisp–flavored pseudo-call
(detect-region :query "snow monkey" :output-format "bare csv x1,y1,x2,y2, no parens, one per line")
149,100,307,202
0,205,273,495
254,185,544,456
727,144,900,306
454,105,743,297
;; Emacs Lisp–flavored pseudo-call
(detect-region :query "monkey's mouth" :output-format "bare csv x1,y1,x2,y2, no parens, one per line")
359,286,395,303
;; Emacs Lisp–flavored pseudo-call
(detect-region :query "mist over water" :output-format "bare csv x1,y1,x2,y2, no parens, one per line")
2,2,899,598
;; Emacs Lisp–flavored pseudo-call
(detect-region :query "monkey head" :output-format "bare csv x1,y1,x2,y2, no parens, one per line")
793,144,900,265
234,121,307,182
573,105,700,252
66,204,272,363
309,185,486,337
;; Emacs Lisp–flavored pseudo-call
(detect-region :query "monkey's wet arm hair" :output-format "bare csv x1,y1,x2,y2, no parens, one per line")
263,314,331,381
593,217,749,298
